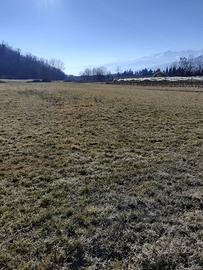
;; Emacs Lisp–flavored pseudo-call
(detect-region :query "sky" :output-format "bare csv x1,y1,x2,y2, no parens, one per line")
1,0,203,74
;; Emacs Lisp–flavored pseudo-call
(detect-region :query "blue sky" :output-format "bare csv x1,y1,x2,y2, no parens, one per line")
1,0,203,74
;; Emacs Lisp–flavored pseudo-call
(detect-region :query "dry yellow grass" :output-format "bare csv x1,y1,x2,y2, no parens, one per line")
0,82,203,269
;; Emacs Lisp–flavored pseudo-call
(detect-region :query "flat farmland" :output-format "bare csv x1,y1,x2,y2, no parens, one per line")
0,82,203,269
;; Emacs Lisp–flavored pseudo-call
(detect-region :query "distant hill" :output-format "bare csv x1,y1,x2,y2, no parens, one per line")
0,43,66,80
105,49,203,72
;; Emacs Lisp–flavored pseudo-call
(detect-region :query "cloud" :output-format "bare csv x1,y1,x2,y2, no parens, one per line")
36,0,62,9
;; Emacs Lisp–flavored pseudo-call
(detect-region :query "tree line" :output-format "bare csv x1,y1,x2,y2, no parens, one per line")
165,57,203,77
79,67,113,82
79,56,203,82
0,42,66,80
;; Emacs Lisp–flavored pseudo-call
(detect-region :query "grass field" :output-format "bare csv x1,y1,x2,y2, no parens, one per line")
0,82,203,269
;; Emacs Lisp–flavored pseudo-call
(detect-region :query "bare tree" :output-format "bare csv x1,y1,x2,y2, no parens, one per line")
83,68,92,77
179,57,192,75
49,58,65,71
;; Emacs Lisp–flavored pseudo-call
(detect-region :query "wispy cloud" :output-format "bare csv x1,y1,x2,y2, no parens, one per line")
36,0,62,9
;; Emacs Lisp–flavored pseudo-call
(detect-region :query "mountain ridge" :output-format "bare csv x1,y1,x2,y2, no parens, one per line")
105,49,203,72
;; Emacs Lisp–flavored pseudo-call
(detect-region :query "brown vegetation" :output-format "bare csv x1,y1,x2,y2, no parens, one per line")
111,79,203,88
0,82,202,269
